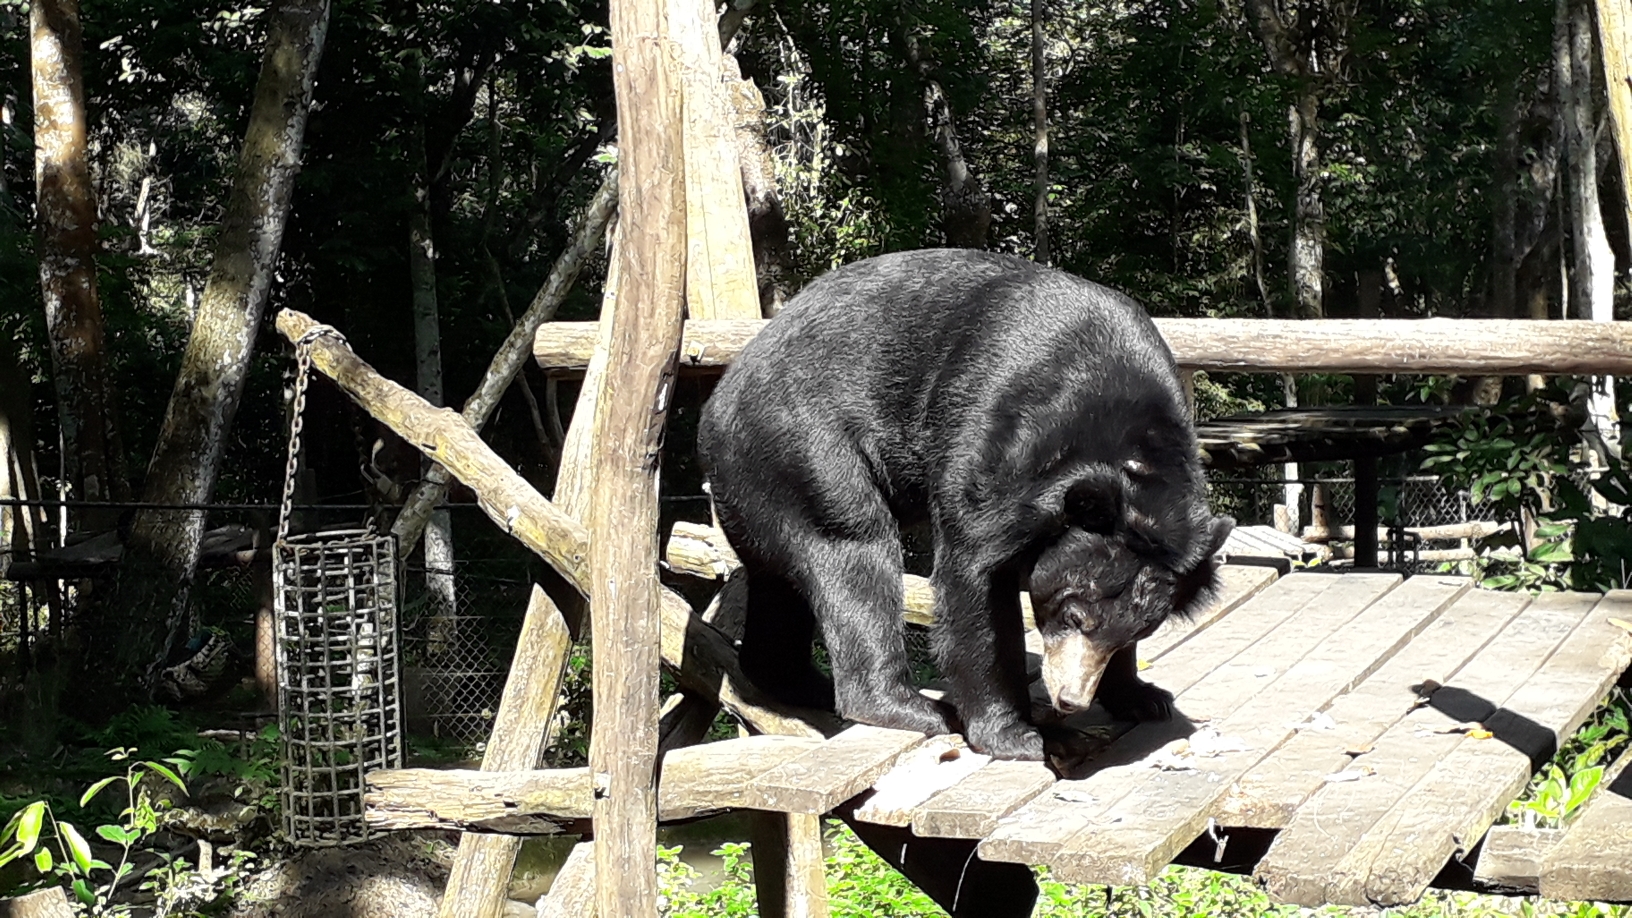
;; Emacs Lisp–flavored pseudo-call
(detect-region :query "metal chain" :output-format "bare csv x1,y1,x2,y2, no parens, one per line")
277,325,344,543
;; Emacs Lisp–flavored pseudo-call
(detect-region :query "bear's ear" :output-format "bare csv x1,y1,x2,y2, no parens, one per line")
1171,515,1235,618
1063,467,1125,535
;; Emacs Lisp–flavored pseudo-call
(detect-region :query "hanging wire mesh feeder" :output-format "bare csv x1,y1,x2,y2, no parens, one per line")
273,327,405,847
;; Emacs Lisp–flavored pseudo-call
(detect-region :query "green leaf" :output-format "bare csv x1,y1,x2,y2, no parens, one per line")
1530,541,1573,564
34,847,52,872
59,821,93,872
72,877,95,905
96,824,138,845
14,802,45,852
80,776,120,807
144,761,187,793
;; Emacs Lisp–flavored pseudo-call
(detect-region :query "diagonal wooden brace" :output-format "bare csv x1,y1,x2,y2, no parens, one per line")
274,307,830,740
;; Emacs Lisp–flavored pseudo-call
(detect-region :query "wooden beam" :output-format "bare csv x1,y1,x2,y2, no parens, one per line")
537,842,597,918
750,812,831,918
366,734,828,830
439,587,574,918
1538,744,1632,902
536,318,1632,376
272,309,827,740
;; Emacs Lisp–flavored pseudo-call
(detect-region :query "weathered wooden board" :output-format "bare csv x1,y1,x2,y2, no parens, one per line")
1255,591,1599,906
1222,584,1521,827
1044,574,1465,886
1139,564,1282,661
1539,743,1632,902
366,734,827,829
852,736,990,827
1343,592,1632,906
1473,826,1563,894
977,573,1394,867
909,759,1059,839
742,725,926,814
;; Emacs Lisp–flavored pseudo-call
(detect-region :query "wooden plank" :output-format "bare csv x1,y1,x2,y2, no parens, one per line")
366,735,827,829
1045,574,1466,886
750,811,831,918
440,586,575,918
909,759,1058,840
1473,826,1563,894
852,735,990,827
0,889,76,918
535,317,1632,377
977,573,1394,867
1255,591,1598,907
1539,744,1632,902
1139,564,1280,661
742,725,926,814
536,841,597,918
1346,592,1632,907
1223,585,1525,827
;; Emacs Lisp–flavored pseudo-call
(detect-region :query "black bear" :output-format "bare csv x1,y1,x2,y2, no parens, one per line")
698,249,1232,761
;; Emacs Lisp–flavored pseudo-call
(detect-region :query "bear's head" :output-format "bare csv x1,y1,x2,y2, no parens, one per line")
1027,471,1233,714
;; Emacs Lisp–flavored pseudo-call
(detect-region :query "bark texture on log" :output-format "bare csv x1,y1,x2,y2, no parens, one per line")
538,317,1632,376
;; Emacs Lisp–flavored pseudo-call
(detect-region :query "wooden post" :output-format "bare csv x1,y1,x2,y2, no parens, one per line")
537,842,598,918
1352,273,1380,569
749,812,831,918
438,586,574,918
591,0,687,914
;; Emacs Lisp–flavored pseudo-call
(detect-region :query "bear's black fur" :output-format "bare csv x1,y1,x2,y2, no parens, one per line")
698,249,1232,761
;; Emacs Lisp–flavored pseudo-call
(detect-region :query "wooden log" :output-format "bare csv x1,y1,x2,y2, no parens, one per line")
1137,563,1280,661
742,725,926,814
673,0,760,320
537,841,597,918
536,318,1632,376
594,0,690,908
439,586,574,918
273,309,826,740
0,889,76,918
750,812,831,918
366,734,828,830
1538,744,1632,902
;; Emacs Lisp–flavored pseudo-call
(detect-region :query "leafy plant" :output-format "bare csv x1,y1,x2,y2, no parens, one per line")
0,748,187,915
1508,687,1631,829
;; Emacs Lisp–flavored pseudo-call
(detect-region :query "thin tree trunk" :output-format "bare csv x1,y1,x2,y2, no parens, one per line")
31,0,123,524
724,53,790,315
408,54,458,650
903,33,990,249
1560,0,1619,460
1032,0,1049,265
1493,78,1521,319
125,0,330,683
1240,110,1272,316
1289,87,1325,318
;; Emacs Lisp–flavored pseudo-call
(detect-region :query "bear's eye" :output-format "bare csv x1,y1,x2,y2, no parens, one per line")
1123,458,1152,478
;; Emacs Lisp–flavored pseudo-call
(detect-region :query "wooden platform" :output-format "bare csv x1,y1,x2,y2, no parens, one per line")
367,569,1632,906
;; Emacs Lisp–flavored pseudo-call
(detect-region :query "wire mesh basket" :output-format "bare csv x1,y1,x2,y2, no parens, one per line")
273,529,405,846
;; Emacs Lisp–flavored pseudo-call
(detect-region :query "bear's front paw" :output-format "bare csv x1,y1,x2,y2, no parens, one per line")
965,718,1045,761
1097,677,1175,722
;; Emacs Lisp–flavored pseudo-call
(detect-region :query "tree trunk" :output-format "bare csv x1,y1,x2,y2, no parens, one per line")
1559,0,1619,460
407,55,458,650
1289,87,1325,319
1492,78,1521,319
1240,110,1272,316
724,53,791,314
31,0,124,524
903,33,990,249
1032,0,1049,265
124,0,329,681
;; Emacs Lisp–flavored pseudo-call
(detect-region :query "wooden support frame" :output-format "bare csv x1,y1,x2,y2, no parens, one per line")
535,317,1632,376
